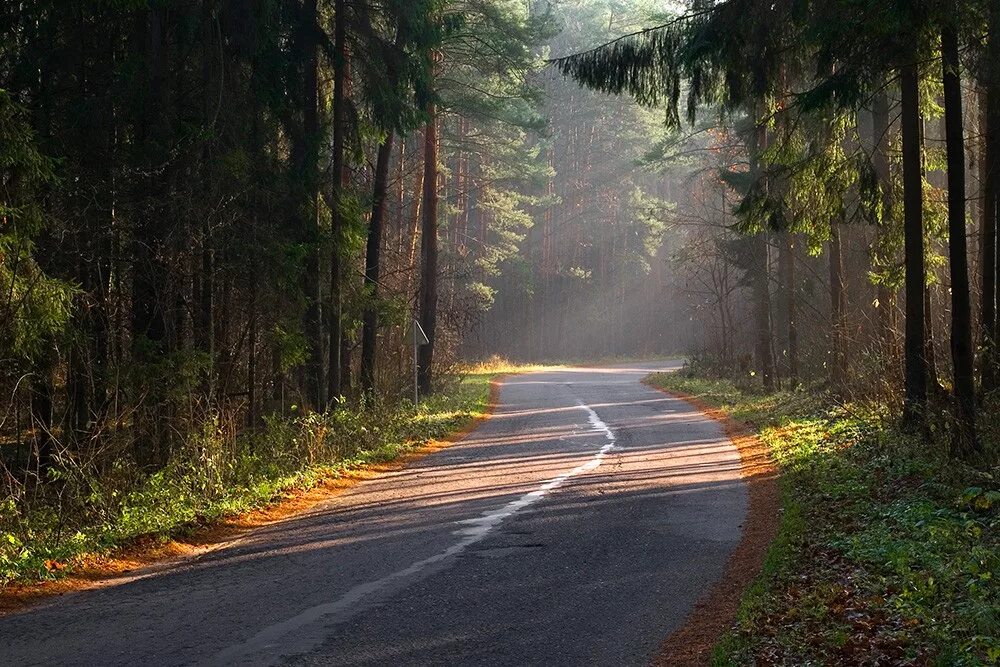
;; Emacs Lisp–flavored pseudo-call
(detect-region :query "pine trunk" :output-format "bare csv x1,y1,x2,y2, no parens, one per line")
196,0,215,393
132,7,169,357
361,135,395,393
417,93,439,396
872,89,898,359
751,122,775,391
298,0,324,408
900,60,927,428
942,24,979,451
327,0,347,403
829,221,847,391
982,90,998,392
779,232,798,387
985,12,1000,393
751,234,775,391
31,354,55,472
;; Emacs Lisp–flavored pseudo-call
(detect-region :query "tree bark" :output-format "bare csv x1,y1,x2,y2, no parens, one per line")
900,60,927,428
323,0,349,404
751,234,775,391
751,121,775,391
300,0,324,408
417,90,439,396
132,6,169,358
829,220,847,391
984,11,1000,393
871,88,898,359
981,89,998,392
360,134,395,393
942,24,979,452
31,353,55,473
779,232,798,387
196,0,216,394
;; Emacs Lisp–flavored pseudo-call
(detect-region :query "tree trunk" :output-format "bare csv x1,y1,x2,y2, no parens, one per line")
779,232,798,387
829,221,847,391
751,234,775,391
751,121,775,391
300,0,324,408
132,6,169,358
360,134,395,393
196,0,216,394
327,0,347,403
900,60,927,428
942,24,979,452
417,91,439,396
982,89,998,392
31,354,55,473
407,132,425,302
872,89,899,360
984,11,1000,393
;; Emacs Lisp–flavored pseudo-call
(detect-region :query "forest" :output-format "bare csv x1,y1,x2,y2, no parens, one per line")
3,0,1000,663
554,0,998,453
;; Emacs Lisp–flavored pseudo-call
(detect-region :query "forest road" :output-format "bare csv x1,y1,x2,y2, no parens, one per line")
0,361,748,667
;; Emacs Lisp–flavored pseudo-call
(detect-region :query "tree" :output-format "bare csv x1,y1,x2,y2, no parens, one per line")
360,136,395,393
0,91,72,470
982,2,1000,393
328,0,348,402
417,62,440,396
941,17,978,451
900,57,927,428
296,0,325,409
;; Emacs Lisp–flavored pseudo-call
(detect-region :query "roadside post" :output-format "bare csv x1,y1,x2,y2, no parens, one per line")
412,318,429,404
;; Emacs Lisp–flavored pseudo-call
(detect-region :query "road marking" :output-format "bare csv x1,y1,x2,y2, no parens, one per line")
580,400,616,441
454,402,614,539
208,401,616,666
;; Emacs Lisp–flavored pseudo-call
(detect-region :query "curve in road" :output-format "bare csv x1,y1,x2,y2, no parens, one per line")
0,362,748,666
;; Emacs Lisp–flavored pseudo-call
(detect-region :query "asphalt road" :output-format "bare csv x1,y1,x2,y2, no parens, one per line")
0,362,748,667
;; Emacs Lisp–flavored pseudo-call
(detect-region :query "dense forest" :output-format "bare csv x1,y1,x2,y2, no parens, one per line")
556,0,1000,452
0,0,697,582
4,0,1000,662
548,2,1000,659
0,1,554,475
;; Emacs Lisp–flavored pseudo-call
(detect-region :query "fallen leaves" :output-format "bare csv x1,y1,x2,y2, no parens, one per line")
43,560,65,573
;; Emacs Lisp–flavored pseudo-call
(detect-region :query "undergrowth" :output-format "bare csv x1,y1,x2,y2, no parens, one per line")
647,372,1000,666
0,367,514,587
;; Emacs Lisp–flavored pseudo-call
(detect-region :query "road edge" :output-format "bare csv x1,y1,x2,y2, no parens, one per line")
643,379,780,666
0,375,509,617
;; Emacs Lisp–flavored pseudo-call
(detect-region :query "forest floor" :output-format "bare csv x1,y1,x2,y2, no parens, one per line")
0,359,547,606
647,372,1000,666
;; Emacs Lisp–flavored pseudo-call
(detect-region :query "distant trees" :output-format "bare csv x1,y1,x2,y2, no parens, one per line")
11,0,997,479
940,18,975,450
554,0,998,454
417,76,440,396
471,0,684,362
0,0,551,478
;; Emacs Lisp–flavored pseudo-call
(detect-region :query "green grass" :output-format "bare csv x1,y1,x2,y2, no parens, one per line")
647,372,1000,666
0,367,528,588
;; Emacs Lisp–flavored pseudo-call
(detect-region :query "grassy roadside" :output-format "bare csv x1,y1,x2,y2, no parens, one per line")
1,361,545,588
646,372,1000,666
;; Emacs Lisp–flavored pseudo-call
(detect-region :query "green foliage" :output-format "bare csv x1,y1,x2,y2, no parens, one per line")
552,12,689,126
626,188,671,272
0,369,504,586
649,371,1000,665
0,90,74,362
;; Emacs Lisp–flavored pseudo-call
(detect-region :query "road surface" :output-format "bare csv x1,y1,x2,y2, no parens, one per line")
0,362,748,666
